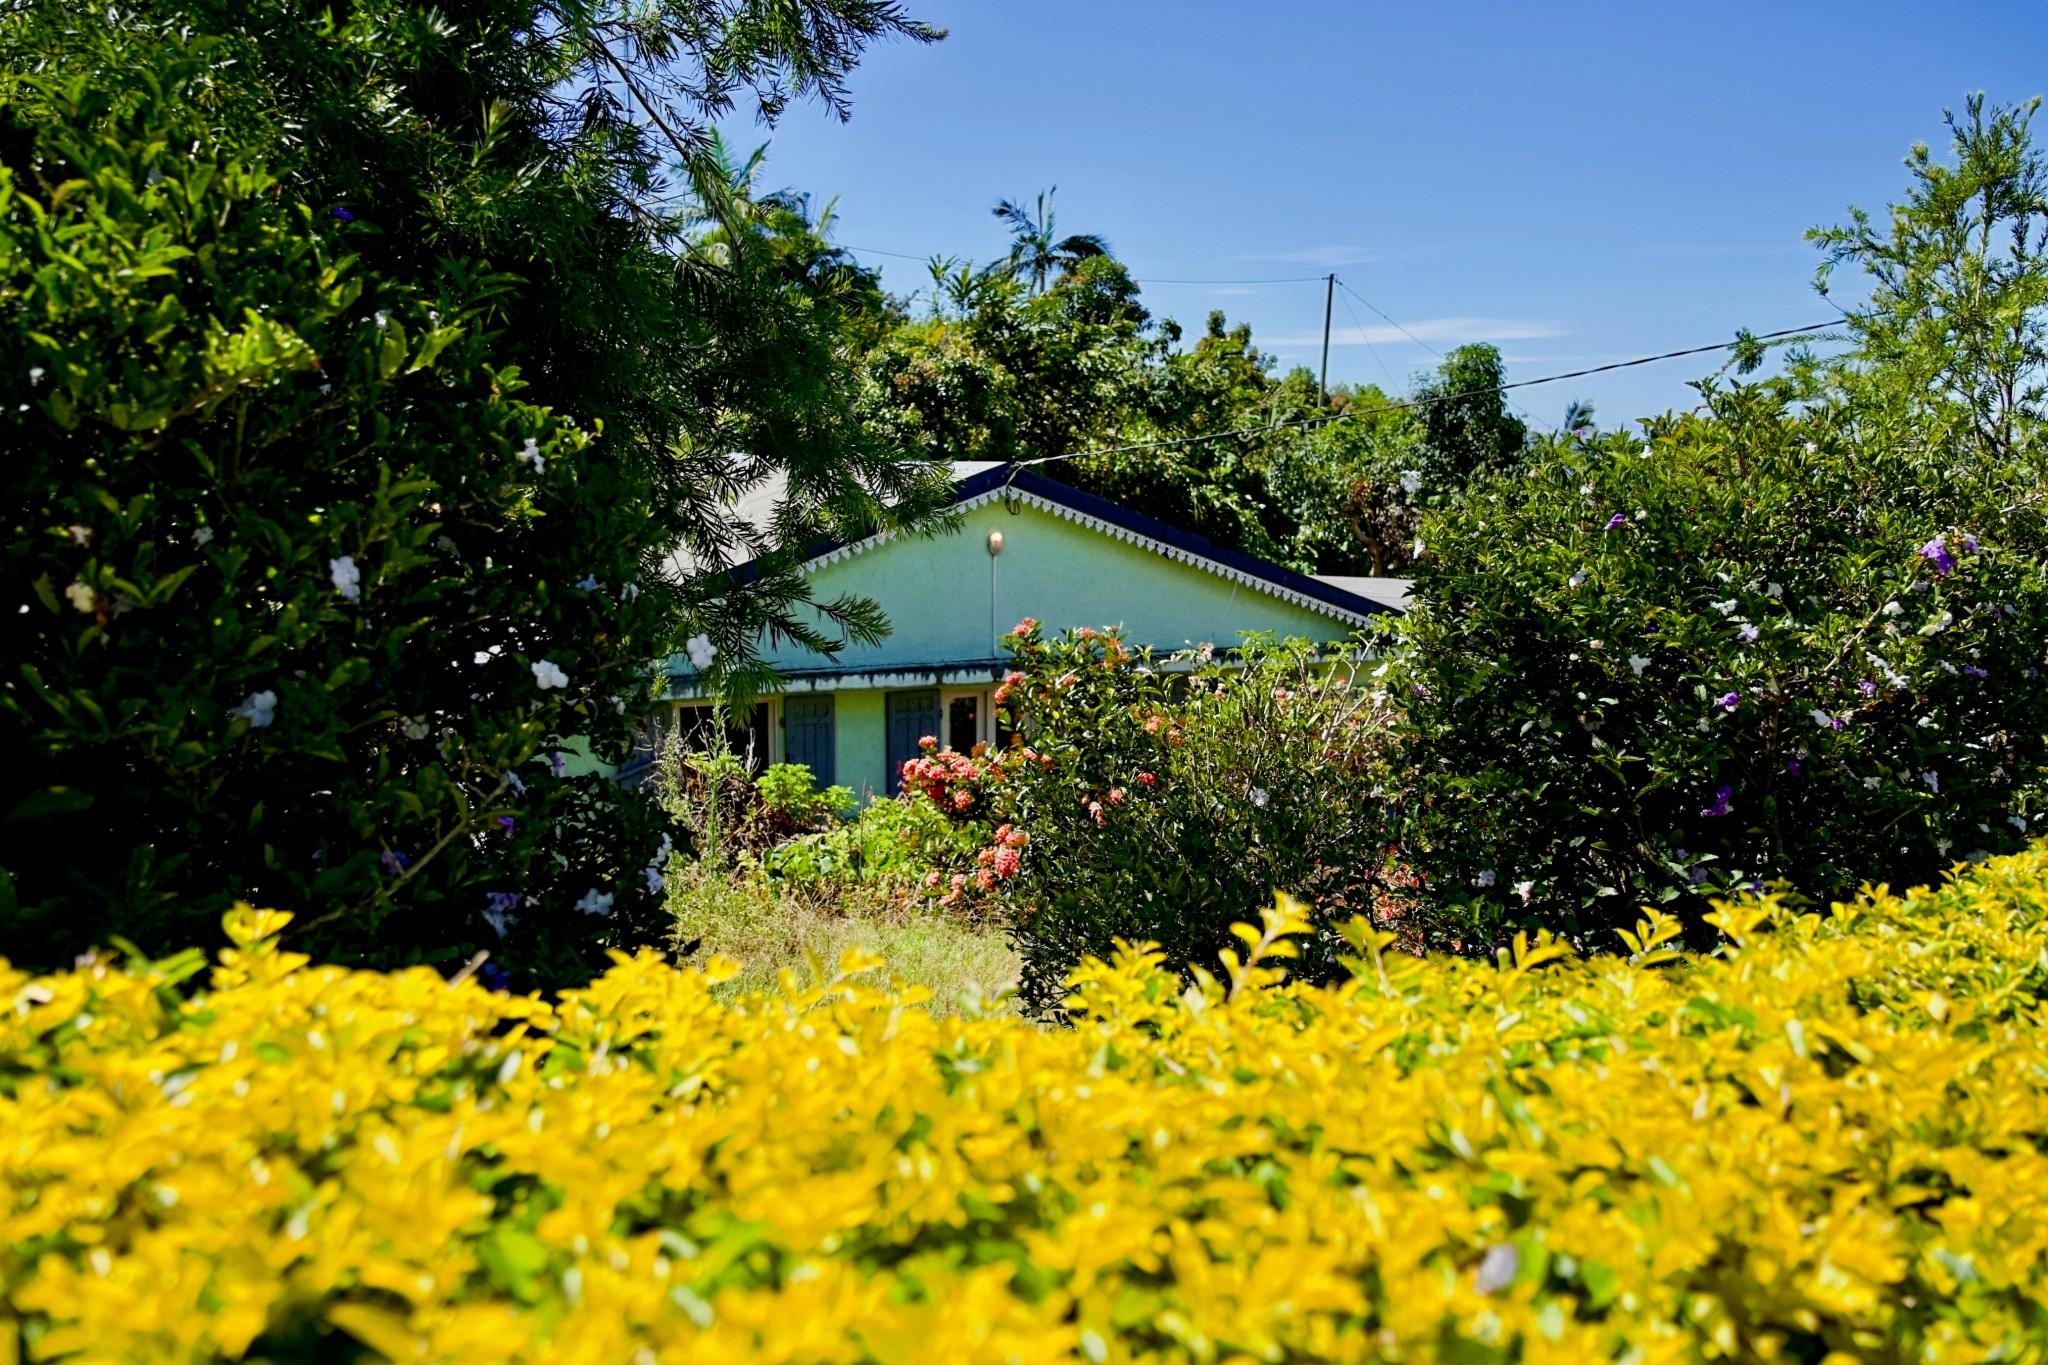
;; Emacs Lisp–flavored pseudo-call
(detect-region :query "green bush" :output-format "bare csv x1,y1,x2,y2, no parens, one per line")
762,790,984,888
910,624,1388,1015
1390,388,2048,942
0,1,943,983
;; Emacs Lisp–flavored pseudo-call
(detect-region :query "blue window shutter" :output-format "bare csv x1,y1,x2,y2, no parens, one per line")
885,689,942,794
782,695,835,788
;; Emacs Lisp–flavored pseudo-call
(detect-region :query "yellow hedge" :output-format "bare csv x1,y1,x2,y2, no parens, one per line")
6,853,2048,1364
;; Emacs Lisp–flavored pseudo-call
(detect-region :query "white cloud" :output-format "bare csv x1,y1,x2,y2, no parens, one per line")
1265,317,1566,347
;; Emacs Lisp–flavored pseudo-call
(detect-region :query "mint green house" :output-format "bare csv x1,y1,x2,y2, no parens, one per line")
659,463,1407,800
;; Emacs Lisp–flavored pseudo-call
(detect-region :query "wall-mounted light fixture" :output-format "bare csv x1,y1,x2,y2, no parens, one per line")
987,529,1005,557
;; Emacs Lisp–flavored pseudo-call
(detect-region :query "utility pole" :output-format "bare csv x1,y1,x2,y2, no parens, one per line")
1318,272,1335,409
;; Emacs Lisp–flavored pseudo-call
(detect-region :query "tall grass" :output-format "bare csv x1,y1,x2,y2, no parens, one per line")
665,864,1019,1014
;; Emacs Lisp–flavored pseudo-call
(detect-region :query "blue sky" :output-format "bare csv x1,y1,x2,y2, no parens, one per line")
722,1,2048,430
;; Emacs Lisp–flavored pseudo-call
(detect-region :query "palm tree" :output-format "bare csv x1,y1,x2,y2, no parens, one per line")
993,187,1110,293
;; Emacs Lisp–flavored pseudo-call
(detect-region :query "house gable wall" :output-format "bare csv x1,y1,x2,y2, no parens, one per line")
726,498,1357,678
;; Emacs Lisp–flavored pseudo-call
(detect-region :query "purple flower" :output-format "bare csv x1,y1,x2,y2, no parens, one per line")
1963,664,1988,679
1717,691,1740,710
380,849,411,875
1736,623,1760,643
478,964,512,993
1604,513,1626,530
1920,535,1957,577
549,751,566,777
1858,678,1878,697
330,206,355,222
495,815,516,832
1962,533,1981,555
1702,784,1734,818
1785,759,1802,776
1690,866,1710,885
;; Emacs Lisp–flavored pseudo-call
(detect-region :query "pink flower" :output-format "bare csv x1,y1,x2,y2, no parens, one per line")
1138,771,1156,786
993,846,1021,878
1057,671,1078,688
918,734,937,750
922,871,942,890
951,789,973,812
1013,617,1039,634
1077,626,1097,639
1107,787,1126,805
1003,670,1024,685
1089,800,1106,827
975,868,997,892
1143,715,1163,733
950,873,968,890
1003,827,1029,848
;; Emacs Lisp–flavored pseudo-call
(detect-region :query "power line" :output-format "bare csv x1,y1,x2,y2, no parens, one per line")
1015,319,1841,468
1336,278,1445,358
1335,287,1398,389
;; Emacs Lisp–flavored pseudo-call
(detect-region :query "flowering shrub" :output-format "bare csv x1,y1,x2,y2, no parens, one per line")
9,851,2048,1360
1391,388,2048,943
918,623,1389,1015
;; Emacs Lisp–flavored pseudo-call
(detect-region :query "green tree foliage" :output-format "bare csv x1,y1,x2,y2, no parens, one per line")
0,0,947,980
862,199,1535,576
1389,99,2048,943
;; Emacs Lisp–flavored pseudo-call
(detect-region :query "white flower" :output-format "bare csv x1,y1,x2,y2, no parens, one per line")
28,366,44,384
1567,570,1588,588
1634,509,1647,521
685,633,717,669
1880,600,1903,616
1922,770,1940,792
621,583,641,602
1475,1243,1519,1294
1411,536,1425,557
329,556,361,601
401,717,430,740
503,769,526,795
1863,776,1882,790
1766,582,1782,598
1249,787,1270,808
575,574,601,591
1628,655,1650,676
1803,441,1818,454
1398,469,1422,496
574,888,614,917
2009,815,2029,832
532,659,569,690
1579,482,1596,496
1809,709,1833,728
515,437,544,474
1513,880,1535,902
229,690,278,728
193,525,215,547
1935,837,1953,856
643,865,666,894
64,580,96,614
1474,869,1496,888
1709,598,1738,615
